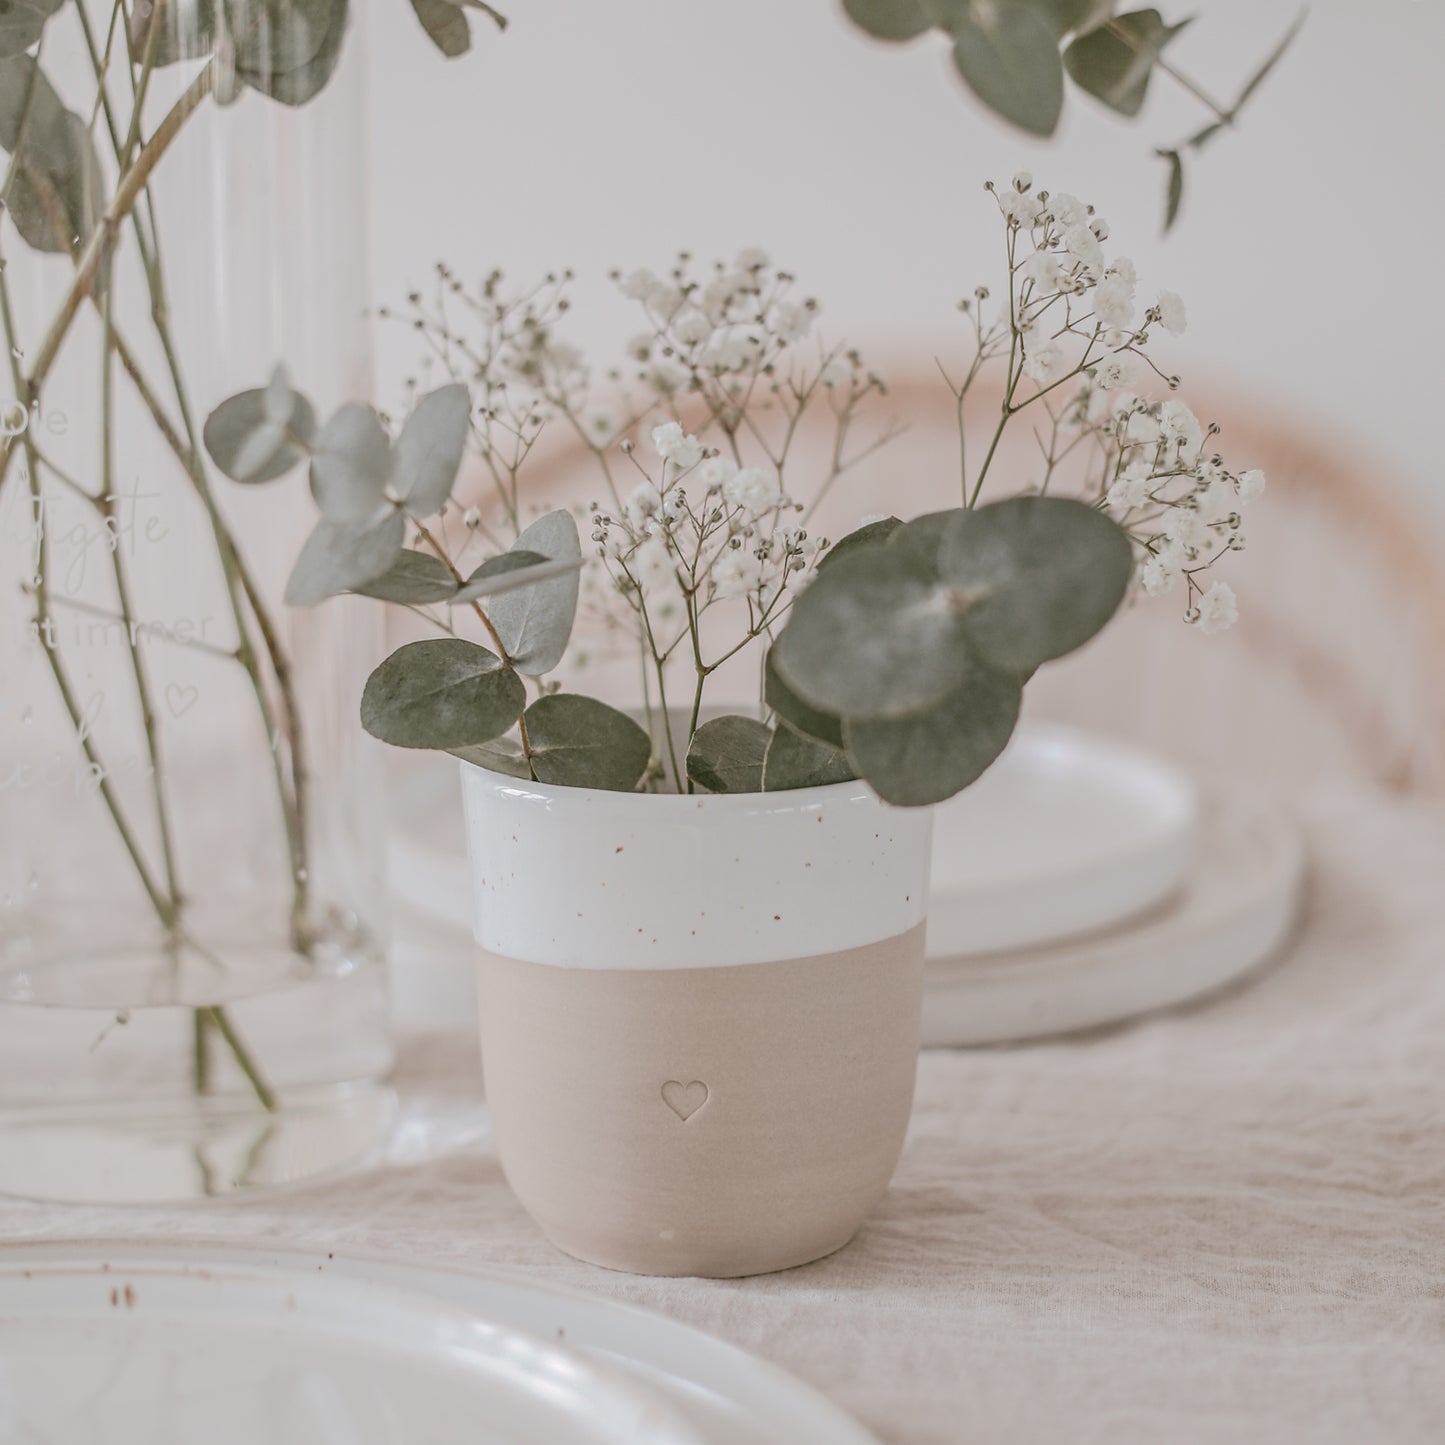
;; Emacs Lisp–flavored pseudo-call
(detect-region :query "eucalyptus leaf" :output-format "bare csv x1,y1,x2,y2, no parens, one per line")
840,0,933,42
1063,8,1190,117
351,549,457,604
232,0,350,107
361,638,523,750
309,402,391,524
0,57,105,264
816,514,902,573
1027,0,1115,38
408,0,469,55
951,2,1064,137
203,369,316,484
453,549,583,604
488,510,582,674
686,715,771,794
940,496,1132,672
771,546,973,721
845,661,1021,807
393,381,470,519
763,723,855,792
129,0,219,68
0,0,64,59
448,735,530,779
285,510,404,607
524,694,651,792
764,647,844,750
1161,147,1184,231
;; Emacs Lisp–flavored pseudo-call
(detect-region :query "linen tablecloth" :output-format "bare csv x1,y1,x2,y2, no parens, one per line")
3,784,1442,1445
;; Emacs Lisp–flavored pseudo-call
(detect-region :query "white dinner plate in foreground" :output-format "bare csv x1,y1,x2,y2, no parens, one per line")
923,790,1304,1046
0,1243,879,1445
927,723,1202,959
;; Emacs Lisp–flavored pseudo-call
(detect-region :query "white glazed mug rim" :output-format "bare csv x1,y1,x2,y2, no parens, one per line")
458,758,893,815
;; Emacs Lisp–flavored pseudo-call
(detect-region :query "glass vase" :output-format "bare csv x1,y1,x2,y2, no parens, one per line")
0,0,392,1202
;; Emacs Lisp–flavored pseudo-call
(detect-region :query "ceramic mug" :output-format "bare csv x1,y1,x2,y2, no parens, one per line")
461,763,933,1277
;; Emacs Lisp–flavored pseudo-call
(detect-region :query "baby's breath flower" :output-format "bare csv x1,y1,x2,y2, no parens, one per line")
624,481,664,526
711,547,767,599
1022,337,1067,384
673,310,713,347
1063,223,1104,276
998,186,1045,227
723,465,785,517
1021,250,1064,290
818,355,853,388
1093,275,1135,329
1156,289,1188,336
1159,398,1203,457
770,301,814,342
696,455,737,491
650,422,703,469
734,246,770,271
1093,354,1135,390
1049,192,1088,227
1163,506,1209,552
1193,580,1238,634
1106,465,1153,510
1236,468,1266,501
1140,548,1181,596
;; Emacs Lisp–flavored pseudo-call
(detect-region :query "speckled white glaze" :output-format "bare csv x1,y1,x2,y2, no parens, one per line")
458,765,933,969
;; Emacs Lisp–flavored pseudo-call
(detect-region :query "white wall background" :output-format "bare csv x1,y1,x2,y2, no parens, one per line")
366,0,1444,521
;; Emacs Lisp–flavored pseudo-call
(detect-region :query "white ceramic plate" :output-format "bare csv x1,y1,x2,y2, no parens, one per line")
0,1243,879,1445
922,790,1305,1046
927,724,1202,959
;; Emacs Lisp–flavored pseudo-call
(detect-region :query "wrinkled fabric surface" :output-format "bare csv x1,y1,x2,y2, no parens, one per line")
4,786,1442,1445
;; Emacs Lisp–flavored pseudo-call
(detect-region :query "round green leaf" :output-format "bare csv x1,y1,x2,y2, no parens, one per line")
764,648,844,750
952,3,1064,137
841,0,933,42
0,0,64,60
393,381,471,520
409,0,470,54
845,661,1021,807
351,549,458,604
487,510,582,674
524,694,651,792
940,496,1132,672
453,550,583,604
1063,9,1190,117
309,402,391,524
815,515,902,574
449,736,531,779
361,638,523,750
686,715,772,795
233,0,350,107
0,58,105,263
771,547,974,721
285,511,405,607
204,371,316,485
763,723,855,792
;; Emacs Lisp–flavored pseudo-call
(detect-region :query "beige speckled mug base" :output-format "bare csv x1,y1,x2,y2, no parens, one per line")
477,923,927,1278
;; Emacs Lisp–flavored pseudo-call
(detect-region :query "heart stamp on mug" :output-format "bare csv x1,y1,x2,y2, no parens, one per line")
660,1079,709,1122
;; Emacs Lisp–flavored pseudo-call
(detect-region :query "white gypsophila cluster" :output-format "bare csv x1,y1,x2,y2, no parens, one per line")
969,171,1263,633
391,251,890,697
590,423,824,647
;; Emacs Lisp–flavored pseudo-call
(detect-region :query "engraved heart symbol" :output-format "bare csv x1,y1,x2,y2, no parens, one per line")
164,684,199,719
661,1079,708,1122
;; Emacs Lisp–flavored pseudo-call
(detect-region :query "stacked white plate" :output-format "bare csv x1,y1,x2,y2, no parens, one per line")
922,726,1305,1044
0,1243,878,1444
